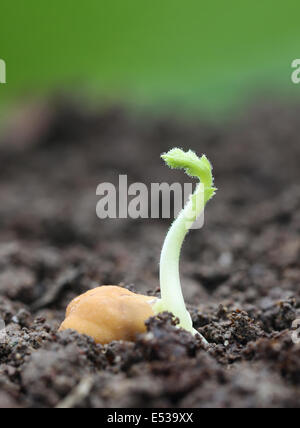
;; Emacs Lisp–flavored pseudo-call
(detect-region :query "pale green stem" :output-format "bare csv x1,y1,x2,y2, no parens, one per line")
155,184,204,332
152,148,216,346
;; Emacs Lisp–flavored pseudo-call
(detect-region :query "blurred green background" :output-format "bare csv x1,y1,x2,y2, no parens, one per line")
0,0,299,114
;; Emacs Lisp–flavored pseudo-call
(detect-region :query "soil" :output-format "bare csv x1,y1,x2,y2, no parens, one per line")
0,97,300,408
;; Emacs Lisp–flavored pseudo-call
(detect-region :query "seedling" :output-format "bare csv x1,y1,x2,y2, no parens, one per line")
60,148,216,345
153,148,216,343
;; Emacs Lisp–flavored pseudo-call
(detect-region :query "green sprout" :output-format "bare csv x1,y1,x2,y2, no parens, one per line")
153,148,217,344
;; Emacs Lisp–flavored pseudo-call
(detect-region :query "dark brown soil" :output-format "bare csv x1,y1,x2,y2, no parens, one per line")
0,97,300,408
